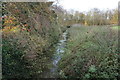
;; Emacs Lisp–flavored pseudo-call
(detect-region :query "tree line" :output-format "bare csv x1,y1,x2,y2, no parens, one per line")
53,5,119,26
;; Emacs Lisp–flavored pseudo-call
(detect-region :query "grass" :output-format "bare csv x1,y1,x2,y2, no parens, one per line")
58,26,119,79
112,26,120,30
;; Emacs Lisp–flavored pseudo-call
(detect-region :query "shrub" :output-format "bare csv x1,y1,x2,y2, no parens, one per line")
2,34,31,79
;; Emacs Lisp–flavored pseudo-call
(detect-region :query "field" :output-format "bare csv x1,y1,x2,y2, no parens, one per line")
58,25,119,79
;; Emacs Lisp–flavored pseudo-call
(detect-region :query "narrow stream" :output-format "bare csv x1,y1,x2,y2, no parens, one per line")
43,30,68,78
50,30,68,77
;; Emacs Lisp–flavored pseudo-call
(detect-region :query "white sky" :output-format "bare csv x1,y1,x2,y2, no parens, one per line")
50,0,119,12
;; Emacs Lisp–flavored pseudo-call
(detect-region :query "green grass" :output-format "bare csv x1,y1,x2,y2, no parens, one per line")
112,26,120,30
58,26,119,79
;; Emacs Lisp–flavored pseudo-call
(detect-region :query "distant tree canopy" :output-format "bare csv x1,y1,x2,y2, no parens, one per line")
52,6,118,26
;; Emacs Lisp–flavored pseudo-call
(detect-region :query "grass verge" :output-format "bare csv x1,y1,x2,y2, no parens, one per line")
58,26,119,79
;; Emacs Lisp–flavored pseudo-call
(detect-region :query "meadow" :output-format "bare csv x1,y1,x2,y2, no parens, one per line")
58,25,119,79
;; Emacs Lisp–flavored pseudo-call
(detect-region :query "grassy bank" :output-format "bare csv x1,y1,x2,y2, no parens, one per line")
58,26,119,79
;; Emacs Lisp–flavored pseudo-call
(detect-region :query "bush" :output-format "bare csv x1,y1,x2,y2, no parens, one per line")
2,23,60,79
2,34,31,79
2,2,61,79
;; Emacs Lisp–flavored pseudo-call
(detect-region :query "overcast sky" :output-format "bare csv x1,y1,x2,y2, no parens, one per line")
50,0,119,12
